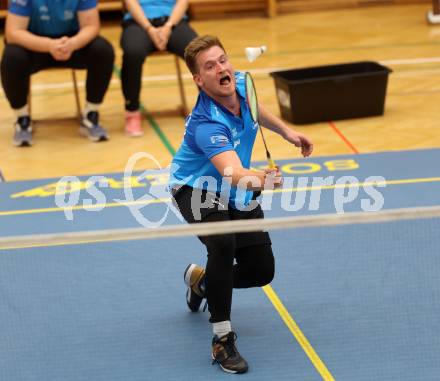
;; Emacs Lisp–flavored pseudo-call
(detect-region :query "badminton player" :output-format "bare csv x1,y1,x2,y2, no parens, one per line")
169,35,313,374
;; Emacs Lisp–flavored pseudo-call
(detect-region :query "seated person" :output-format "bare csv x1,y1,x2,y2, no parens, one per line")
121,0,197,136
1,0,115,146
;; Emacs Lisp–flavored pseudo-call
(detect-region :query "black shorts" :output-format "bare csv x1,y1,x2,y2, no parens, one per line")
171,185,271,249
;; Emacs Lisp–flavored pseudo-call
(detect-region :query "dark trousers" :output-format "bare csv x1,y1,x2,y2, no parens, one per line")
172,185,275,323
120,19,197,111
0,36,115,110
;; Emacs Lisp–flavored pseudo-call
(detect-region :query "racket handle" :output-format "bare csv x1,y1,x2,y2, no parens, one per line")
267,157,276,169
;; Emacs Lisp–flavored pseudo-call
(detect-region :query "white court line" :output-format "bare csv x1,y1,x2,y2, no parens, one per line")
2,57,440,93
28,66,284,91
381,57,440,65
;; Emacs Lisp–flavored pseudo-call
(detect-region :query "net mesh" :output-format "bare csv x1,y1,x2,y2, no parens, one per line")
1,205,439,381
0,205,439,250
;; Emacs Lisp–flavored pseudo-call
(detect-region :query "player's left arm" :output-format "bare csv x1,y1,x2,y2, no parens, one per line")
69,6,100,52
258,103,313,157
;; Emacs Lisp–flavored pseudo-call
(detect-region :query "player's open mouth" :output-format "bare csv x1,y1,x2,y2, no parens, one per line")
219,75,231,86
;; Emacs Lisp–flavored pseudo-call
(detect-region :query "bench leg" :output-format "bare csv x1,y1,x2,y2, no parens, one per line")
175,57,188,117
71,70,82,121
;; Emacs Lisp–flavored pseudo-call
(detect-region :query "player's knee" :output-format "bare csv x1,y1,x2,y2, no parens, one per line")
257,270,274,287
256,251,275,286
1,45,30,72
122,45,146,64
89,37,115,63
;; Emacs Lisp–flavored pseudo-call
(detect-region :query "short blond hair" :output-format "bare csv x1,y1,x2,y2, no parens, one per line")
184,35,226,74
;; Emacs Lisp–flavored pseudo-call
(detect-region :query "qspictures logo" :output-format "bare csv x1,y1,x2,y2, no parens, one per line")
48,152,386,228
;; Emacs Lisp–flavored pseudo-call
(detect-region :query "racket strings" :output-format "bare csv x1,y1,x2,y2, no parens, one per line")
245,72,276,169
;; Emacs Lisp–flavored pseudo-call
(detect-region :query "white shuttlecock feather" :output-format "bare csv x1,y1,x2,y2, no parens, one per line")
245,46,267,62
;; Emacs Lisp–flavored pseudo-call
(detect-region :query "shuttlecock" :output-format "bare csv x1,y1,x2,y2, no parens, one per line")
245,45,267,62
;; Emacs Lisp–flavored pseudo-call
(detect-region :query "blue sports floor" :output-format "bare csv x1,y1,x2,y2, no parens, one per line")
1,148,439,380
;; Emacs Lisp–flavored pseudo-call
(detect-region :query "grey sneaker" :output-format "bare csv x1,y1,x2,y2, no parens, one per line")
13,116,33,147
80,111,108,142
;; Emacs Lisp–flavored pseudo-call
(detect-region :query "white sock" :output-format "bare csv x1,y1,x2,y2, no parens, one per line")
83,101,100,118
212,321,232,338
14,105,29,118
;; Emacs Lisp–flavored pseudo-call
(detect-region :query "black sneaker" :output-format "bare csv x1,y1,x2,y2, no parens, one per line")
183,264,205,312
80,111,108,142
13,116,33,147
212,332,249,374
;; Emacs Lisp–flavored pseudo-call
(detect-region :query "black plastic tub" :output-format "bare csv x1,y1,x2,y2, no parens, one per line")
270,61,392,124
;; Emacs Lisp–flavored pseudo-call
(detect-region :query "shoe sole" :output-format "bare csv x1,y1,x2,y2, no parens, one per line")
184,264,205,312
186,288,201,312
184,264,197,287
14,140,32,147
211,354,248,374
125,130,144,137
79,127,108,142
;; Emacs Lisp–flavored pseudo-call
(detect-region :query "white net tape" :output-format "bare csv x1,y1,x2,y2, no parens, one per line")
1,205,440,250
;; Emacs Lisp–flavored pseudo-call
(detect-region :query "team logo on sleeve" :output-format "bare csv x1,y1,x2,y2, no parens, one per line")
64,10,74,20
210,135,229,146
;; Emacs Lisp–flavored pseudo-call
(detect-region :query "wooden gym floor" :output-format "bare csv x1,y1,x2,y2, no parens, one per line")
1,3,440,181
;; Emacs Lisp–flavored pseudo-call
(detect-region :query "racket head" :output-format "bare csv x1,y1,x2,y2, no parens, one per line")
245,72,259,123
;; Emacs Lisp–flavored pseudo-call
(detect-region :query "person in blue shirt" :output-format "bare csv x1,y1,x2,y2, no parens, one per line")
1,0,115,146
120,0,197,136
169,35,313,374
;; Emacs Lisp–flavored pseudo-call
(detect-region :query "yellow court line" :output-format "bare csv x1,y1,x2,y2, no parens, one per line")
268,176,440,194
1,176,440,217
0,235,148,251
0,197,169,217
262,285,335,380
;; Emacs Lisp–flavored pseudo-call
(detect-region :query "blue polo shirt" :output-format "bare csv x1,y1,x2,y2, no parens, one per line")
8,0,97,37
124,0,175,21
169,71,260,209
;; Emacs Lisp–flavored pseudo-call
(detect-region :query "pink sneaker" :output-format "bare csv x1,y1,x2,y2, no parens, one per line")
125,111,143,137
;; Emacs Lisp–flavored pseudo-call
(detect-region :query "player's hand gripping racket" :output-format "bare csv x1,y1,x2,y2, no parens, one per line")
245,72,276,170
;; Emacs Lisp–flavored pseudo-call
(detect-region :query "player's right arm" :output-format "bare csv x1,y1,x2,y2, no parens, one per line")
124,0,163,49
124,0,153,31
6,13,52,52
210,150,282,191
193,121,281,190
